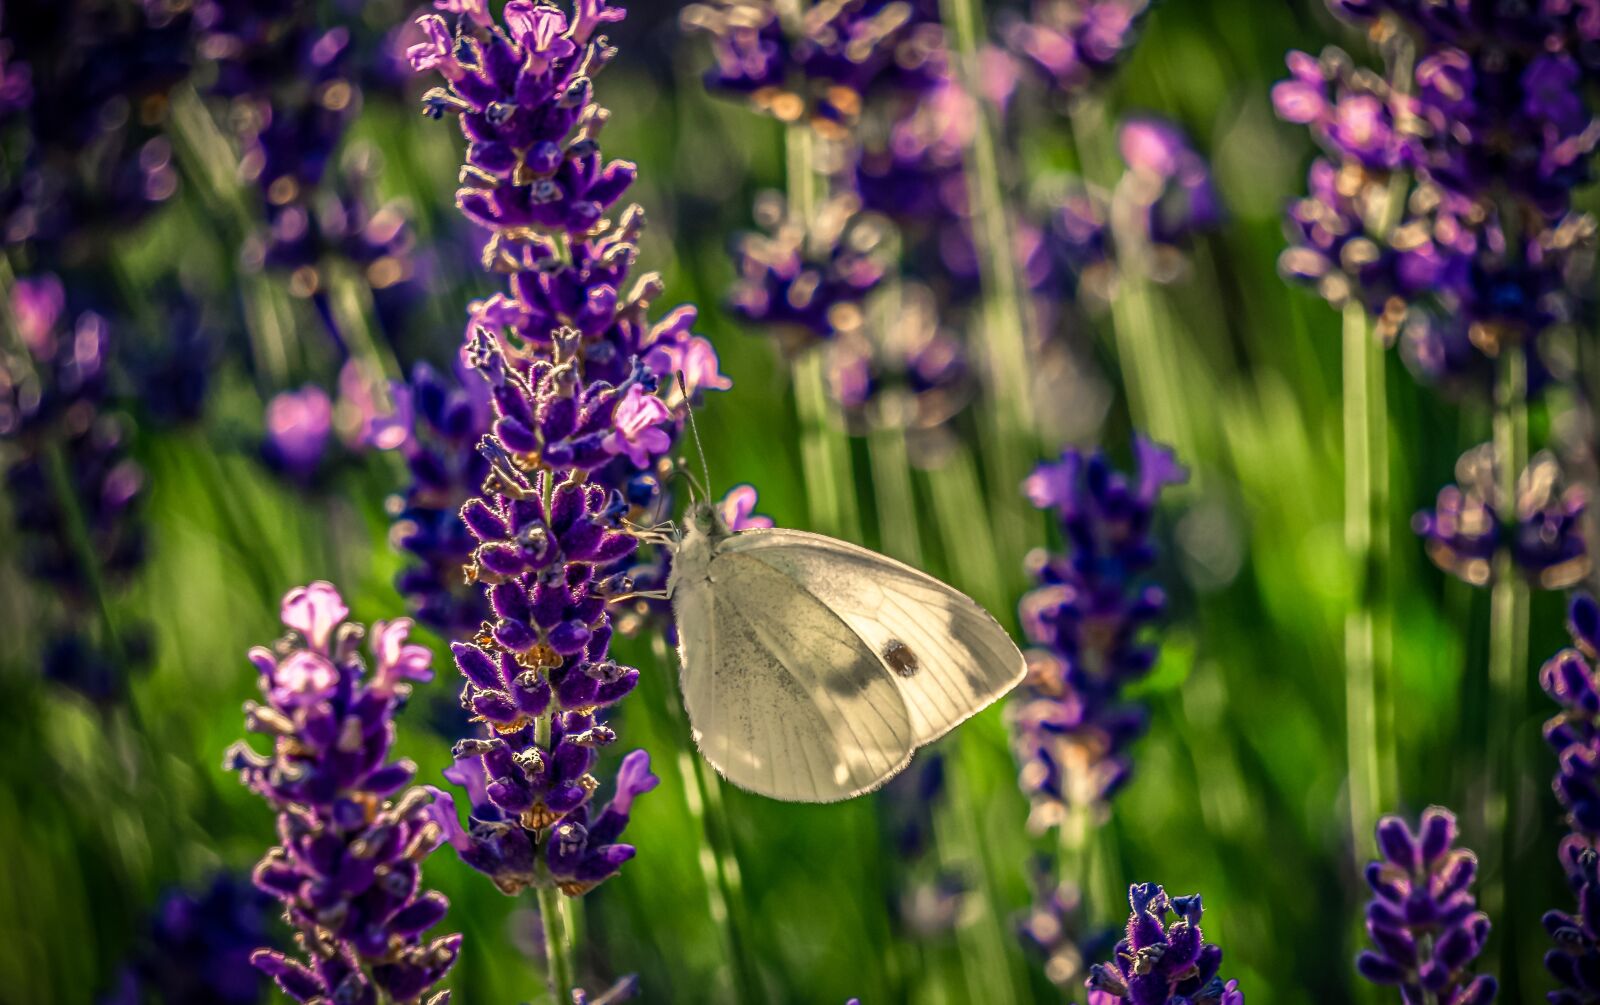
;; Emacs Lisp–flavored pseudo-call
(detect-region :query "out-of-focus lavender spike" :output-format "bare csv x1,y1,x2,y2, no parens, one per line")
1008,437,1187,830
1413,443,1589,590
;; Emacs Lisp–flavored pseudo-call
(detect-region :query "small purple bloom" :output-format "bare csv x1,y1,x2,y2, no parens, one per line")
1086,883,1242,1005
718,484,774,531
1356,807,1497,1005
262,386,333,480
603,385,673,468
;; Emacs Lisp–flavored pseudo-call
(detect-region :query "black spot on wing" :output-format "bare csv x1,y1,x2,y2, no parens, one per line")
883,639,920,678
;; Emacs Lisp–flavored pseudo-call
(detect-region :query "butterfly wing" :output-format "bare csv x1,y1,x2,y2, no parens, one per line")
715,528,1027,748
673,532,916,802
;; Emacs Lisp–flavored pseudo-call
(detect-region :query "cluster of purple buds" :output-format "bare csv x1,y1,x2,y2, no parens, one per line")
1411,444,1589,591
1356,807,1497,1005
1539,593,1600,1001
0,275,147,700
1043,117,1223,302
1017,860,1116,989
729,191,891,354
0,0,189,256
200,0,422,351
409,0,728,899
682,0,945,133
1274,16,1600,394
1086,883,1243,1005
1008,437,1186,830
998,0,1150,98
388,360,493,638
101,873,274,1005
226,582,460,1005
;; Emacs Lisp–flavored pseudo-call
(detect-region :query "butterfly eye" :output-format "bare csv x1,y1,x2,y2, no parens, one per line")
883,640,920,678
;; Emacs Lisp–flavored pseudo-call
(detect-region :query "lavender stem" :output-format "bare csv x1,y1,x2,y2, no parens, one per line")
938,0,1036,584
785,122,861,543
1486,340,1529,966
1342,299,1387,862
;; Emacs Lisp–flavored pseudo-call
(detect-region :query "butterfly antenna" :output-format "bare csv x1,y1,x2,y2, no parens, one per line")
678,370,714,503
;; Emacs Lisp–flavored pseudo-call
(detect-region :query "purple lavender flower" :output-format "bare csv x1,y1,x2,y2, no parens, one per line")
1539,593,1600,1001
1117,118,1223,249
101,873,274,1005
1017,862,1116,989
1085,883,1243,1005
1356,807,1497,1005
410,0,726,904
0,0,189,255
390,361,494,638
261,385,334,481
1275,28,1600,395
1000,0,1152,98
1412,444,1589,590
1542,593,1600,837
729,192,891,352
1008,437,1187,829
1,277,147,699
226,582,460,1004
683,0,945,130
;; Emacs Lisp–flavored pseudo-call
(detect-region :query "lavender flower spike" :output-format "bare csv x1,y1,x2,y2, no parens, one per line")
226,582,460,1005
1008,437,1187,829
1356,807,1497,1005
1086,883,1243,1005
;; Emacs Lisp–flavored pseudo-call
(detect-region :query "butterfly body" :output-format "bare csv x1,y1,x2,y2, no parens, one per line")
667,502,1026,803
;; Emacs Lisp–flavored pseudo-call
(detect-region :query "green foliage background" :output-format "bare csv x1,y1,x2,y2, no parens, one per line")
0,1,1582,1002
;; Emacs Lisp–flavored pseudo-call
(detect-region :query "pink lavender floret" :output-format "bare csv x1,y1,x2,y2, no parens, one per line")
1356,807,1497,1005
999,0,1152,97
226,583,460,1004
1008,437,1186,829
1086,883,1243,1005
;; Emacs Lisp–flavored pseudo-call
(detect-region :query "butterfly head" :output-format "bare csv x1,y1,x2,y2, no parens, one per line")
679,498,734,544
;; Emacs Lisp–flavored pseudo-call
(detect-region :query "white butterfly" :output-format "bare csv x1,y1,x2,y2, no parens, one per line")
662,501,1026,803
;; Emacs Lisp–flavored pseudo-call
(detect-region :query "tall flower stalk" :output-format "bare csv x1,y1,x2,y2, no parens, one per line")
407,1,745,998
227,582,460,1004
1009,437,1186,987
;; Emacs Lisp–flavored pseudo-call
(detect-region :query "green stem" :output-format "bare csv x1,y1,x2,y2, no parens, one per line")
534,713,577,1002
1486,342,1528,975
784,122,861,543
938,0,1037,582
652,637,762,1003
535,884,575,1004
1341,301,1385,860
680,749,764,1004
867,425,921,564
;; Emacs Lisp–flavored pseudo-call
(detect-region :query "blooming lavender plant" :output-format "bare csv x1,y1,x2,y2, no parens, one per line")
1008,436,1186,829
999,0,1153,99
407,0,731,925
226,582,460,1004
1356,807,1497,1005
1085,883,1243,1005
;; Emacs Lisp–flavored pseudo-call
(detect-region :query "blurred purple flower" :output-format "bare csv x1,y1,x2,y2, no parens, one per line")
101,873,273,1005
1412,444,1588,590
1356,807,1497,1005
261,385,333,481
1009,437,1186,829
